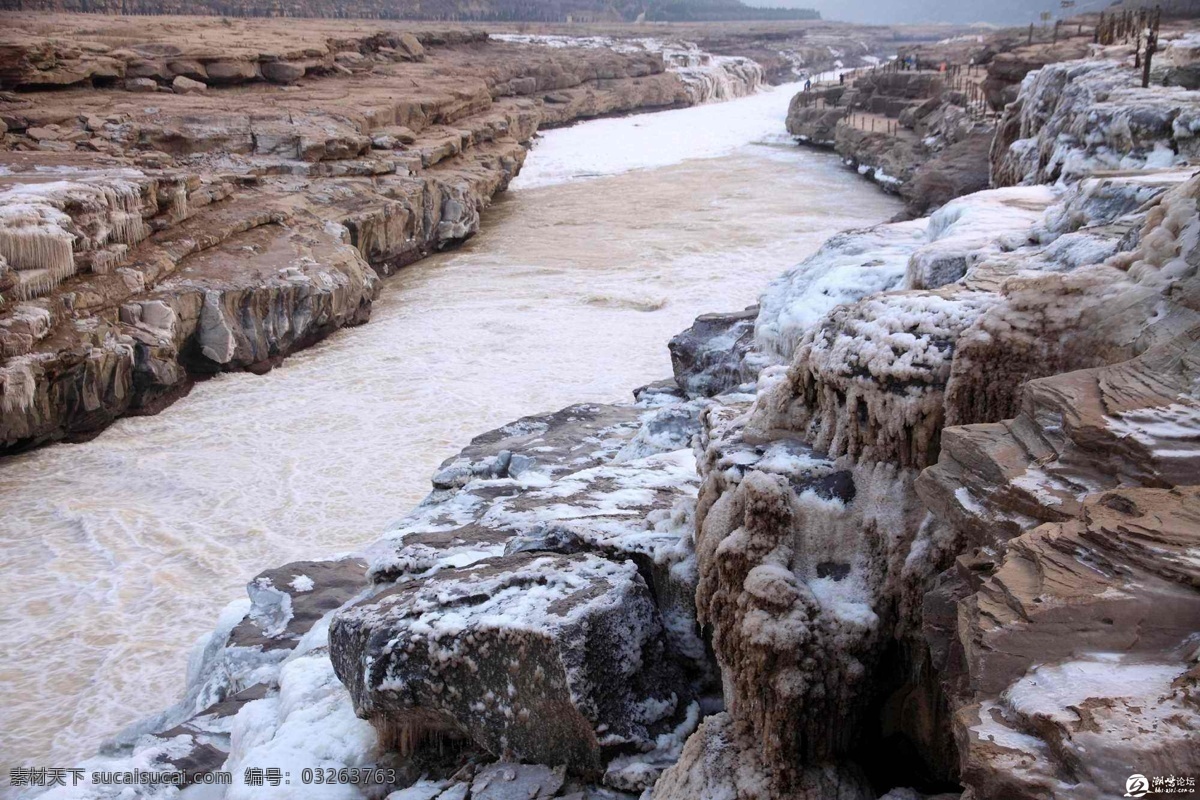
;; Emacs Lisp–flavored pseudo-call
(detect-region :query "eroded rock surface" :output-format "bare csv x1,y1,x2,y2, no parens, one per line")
331,552,683,776
0,16,761,454
24,21,1200,800
661,59,1200,794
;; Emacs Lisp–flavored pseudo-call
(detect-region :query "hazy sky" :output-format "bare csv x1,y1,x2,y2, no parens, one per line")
756,0,1110,25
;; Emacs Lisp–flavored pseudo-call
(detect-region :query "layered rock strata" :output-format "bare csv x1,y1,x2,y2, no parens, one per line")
0,16,763,453
21,28,1200,800
784,22,1193,216
786,65,999,215
656,58,1200,797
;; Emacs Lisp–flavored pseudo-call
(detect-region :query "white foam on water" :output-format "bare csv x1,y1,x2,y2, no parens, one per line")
511,81,803,190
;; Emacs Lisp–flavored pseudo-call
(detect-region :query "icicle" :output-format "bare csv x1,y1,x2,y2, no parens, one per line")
14,269,59,301
0,359,39,414
88,245,129,275
108,211,148,246
0,216,76,276
172,181,189,222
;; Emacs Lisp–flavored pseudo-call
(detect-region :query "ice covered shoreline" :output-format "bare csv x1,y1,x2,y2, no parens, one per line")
0,65,903,782
9,19,1200,800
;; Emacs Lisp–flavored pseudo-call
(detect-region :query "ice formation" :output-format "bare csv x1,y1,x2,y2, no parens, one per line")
0,177,151,300
491,35,764,104
13,36,1200,800
993,56,1200,186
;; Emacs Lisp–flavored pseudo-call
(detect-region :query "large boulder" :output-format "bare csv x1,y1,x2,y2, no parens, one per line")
668,307,759,398
330,552,686,778
261,60,306,84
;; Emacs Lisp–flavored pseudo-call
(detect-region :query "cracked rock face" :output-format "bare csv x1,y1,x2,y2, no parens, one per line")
330,552,684,777
23,29,1200,800
948,487,1200,800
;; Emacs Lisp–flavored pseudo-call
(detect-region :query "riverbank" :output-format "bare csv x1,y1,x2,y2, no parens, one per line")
6,12,1200,800
0,15,770,454
60,31,1197,800
0,81,902,780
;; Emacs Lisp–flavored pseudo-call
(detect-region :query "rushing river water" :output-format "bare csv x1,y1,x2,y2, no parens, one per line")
0,83,900,774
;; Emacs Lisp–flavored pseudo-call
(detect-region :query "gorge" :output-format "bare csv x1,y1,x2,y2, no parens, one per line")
2,8,1199,800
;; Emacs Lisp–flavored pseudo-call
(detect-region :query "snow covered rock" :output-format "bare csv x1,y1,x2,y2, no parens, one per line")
661,137,1200,800
991,55,1200,187
904,186,1055,290
754,219,928,364
429,403,646,491
920,324,1200,555
329,552,686,778
946,487,1200,799
749,287,1002,469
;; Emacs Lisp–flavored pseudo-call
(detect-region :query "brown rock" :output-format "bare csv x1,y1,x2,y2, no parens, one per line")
124,77,158,92
260,60,305,84
171,75,207,94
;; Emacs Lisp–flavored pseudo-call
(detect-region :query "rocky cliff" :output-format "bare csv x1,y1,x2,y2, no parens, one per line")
786,64,998,216
14,19,1200,800
783,23,1106,216
0,15,767,454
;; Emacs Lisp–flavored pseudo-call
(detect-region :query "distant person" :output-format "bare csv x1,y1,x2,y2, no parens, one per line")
839,73,845,85
805,79,812,91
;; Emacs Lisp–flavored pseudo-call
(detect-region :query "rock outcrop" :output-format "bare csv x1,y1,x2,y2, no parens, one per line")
992,55,1200,186
660,53,1200,796
36,384,720,799
0,16,765,454
21,21,1200,800
787,65,998,215
785,23,1163,216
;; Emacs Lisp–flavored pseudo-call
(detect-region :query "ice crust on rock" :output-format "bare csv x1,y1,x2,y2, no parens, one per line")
754,219,928,365
330,552,685,777
0,177,152,299
491,35,764,106
992,51,1200,186
24,42,1200,800
655,59,1200,798
19,389,713,798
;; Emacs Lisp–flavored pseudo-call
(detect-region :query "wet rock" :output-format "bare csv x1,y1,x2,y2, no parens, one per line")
228,557,369,652
471,763,565,800
429,403,646,490
668,306,758,398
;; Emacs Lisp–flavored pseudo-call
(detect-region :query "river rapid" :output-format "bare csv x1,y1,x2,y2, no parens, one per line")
0,82,900,772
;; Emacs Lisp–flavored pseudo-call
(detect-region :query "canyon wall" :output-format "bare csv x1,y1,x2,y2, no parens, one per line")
11,18,1200,800
0,16,765,454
